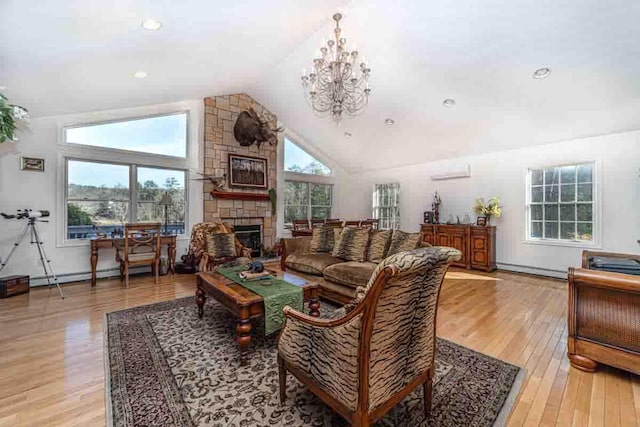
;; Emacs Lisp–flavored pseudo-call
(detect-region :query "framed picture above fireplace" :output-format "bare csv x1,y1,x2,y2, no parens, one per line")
228,154,268,189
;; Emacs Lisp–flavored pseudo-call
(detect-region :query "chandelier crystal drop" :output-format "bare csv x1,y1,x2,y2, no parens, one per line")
301,13,371,122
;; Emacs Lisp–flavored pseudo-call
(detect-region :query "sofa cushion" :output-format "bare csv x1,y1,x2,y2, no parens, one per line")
309,225,336,253
332,227,370,262
285,253,343,276
366,229,392,263
386,230,421,256
206,232,237,259
323,262,377,289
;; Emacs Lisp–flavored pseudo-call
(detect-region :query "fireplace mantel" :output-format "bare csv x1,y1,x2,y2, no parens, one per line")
210,190,270,201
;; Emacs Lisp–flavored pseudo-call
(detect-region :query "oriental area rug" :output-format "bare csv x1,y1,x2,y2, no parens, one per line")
104,297,524,427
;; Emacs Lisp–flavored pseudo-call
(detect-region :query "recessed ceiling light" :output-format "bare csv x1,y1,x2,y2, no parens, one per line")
133,70,148,79
533,67,551,79
141,18,162,31
384,118,395,126
344,132,352,138
443,98,456,107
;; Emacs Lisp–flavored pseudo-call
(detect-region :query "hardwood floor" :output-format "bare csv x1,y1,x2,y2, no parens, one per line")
0,268,638,426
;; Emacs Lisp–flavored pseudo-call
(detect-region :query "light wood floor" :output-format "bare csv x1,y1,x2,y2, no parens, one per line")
0,268,638,426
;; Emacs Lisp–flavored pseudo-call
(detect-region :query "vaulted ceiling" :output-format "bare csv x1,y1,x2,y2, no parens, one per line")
3,0,640,173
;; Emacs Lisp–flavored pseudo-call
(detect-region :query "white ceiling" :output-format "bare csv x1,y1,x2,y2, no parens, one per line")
3,0,640,173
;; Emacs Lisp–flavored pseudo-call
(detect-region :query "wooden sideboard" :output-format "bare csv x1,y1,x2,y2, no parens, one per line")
420,224,496,272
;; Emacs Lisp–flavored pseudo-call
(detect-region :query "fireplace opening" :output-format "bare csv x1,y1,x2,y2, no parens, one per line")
234,225,262,257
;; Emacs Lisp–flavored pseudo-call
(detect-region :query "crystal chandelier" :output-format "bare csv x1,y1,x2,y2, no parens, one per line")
301,13,371,122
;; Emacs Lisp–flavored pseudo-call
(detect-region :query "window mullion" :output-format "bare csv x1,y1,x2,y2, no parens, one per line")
130,164,137,224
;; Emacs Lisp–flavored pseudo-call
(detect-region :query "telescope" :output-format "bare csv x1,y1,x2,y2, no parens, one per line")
1,209,50,220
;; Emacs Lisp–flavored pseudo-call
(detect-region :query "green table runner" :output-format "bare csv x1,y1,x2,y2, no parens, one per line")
217,265,303,336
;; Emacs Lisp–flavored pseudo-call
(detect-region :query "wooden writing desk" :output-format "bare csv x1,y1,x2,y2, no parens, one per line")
89,235,177,286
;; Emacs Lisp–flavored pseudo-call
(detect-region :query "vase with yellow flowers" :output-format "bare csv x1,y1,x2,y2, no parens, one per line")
473,197,502,225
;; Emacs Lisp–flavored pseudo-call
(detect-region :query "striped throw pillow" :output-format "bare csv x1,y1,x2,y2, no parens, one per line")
366,229,392,263
386,230,421,256
332,227,371,262
206,233,237,259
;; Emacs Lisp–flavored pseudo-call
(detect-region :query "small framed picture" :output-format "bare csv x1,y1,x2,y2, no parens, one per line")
228,154,268,188
21,157,45,172
476,216,487,226
423,211,434,224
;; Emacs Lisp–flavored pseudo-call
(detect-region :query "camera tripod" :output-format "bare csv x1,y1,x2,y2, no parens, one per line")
0,217,65,299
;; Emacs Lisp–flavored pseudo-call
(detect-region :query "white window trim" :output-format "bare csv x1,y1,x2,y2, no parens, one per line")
56,111,193,248
523,160,602,248
372,183,401,230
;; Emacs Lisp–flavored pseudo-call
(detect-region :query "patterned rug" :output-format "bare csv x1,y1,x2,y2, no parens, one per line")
104,297,524,427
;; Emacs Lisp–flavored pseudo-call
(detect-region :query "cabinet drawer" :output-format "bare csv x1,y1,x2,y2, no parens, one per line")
472,237,486,250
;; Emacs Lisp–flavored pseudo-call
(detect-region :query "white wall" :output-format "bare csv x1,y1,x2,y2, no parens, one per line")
336,130,640,277
0,100,204,285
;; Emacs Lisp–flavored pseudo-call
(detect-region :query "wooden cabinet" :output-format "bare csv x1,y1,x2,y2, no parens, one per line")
420,224,496,272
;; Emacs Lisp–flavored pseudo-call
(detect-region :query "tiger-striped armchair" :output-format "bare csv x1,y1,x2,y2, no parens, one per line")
188,222,253,272
277,246,461,427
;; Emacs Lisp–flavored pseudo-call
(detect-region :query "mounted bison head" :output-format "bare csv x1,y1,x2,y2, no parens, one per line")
233,108,284,147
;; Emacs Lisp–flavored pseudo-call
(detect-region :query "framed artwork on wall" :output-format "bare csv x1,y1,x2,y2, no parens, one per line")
21,157,45,172
228,154,268,189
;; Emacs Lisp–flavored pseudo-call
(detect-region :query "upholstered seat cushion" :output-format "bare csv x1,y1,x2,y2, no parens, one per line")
322,261,377,289
285,254,344,276
125,252,157,262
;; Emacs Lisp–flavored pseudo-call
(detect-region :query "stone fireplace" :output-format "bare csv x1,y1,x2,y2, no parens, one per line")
202,93,280,253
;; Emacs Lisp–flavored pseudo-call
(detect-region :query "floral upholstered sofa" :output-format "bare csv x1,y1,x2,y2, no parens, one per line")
280,226,426,304
189,222,253,272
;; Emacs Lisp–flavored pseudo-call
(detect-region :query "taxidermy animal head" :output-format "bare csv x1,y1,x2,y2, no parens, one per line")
233,107,284,147
191,172,226,191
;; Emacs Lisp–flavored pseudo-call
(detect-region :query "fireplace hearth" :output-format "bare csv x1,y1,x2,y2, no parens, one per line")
234,225,262,257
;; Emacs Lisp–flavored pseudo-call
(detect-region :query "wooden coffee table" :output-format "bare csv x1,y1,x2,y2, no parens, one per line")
195,270,320,361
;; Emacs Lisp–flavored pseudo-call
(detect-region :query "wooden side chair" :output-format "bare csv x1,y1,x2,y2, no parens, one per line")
310,218,326,228
292,219,312,237
344,220,361,227
325,219,343,228
278,246,461,426
366,219,380,230
116,223,162,287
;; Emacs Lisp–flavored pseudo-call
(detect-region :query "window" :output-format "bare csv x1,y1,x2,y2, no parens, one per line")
284,137,331,176
284,181,332,225
527,163,595,243
65,112,188,158
65,160,186,239
372,183,400,229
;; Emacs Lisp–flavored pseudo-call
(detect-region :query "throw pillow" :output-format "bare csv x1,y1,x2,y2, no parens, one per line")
332,227,370,262
206,232,237,259
366,229,392,263
386,230,421,257
309,225,335,253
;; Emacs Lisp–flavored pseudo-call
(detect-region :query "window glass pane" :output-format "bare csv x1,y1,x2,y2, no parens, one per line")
531,169,543,186
65,113,187,158
310,184,332,206
68,160,130,201
284,181,309,206
577,184,593,201
67,201,129,239
560,205,575,221
560,184,575,202
560,223,576,240
577,223,593,240
544,204,558,221
311,207,331,219
531,221,543,238
136,167,186,235
284,206,308,224
560,166,576,184
531,204,543,221
531,186,543,203
544,221,558,239
544,185,558,202
577,164,593,183
577,203,592,222
284,138,331,175
544,168,560,185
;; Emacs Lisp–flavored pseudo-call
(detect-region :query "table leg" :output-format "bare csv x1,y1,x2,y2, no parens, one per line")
168,240,176,274
196,285,207,318
90,244,98,287
309,296,321,317
237,308,252,364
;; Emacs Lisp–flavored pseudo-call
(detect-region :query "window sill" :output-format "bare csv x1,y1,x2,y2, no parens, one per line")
522,238,601,249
